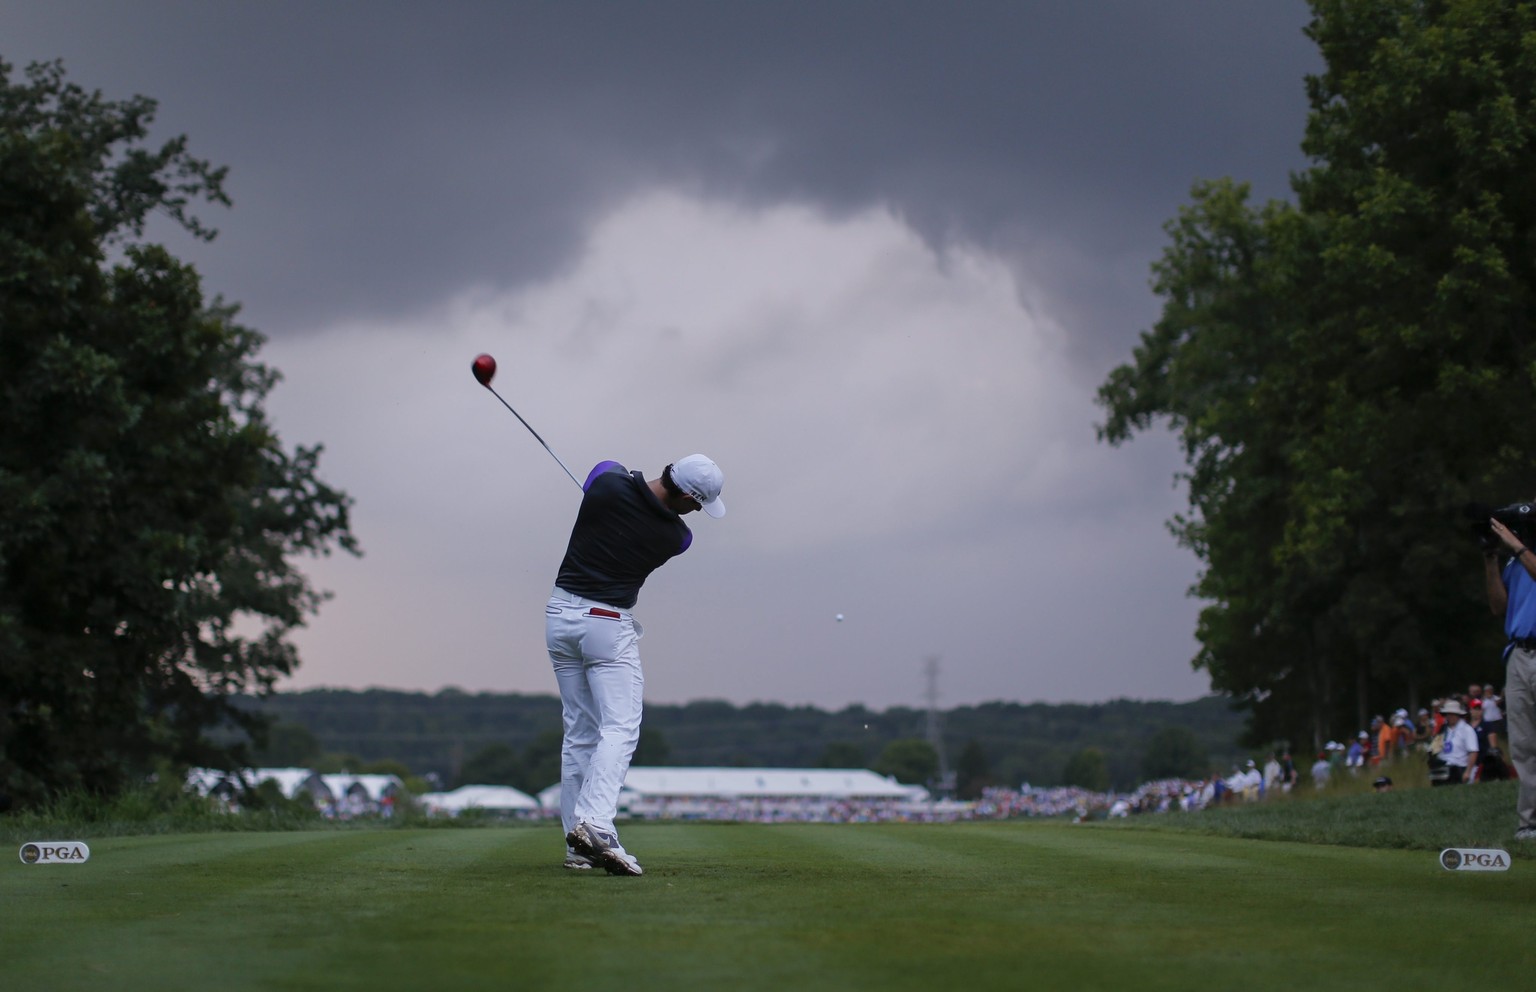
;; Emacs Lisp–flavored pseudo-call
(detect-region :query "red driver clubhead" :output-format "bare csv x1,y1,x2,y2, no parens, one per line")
471,353,497,386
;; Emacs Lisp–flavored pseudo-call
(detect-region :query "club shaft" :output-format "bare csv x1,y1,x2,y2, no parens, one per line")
485,386,582,489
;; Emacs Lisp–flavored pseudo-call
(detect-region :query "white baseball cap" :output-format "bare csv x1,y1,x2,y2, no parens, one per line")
670,454,725,518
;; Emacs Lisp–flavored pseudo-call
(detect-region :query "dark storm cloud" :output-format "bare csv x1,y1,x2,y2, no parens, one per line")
4,1,1317,366
1,1,1328,708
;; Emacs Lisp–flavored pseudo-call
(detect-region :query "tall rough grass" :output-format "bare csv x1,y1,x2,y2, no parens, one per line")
1122,756,1532,856
0,784,549,843
0,786,324,843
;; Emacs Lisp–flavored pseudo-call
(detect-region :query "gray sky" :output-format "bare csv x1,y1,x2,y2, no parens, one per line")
3,1,1321,710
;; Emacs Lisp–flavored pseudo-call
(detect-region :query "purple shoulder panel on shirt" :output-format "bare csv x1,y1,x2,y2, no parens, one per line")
679,526,693,554
584,460,625,492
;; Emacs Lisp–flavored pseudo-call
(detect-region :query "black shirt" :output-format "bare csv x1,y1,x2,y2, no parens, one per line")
554,465,690,609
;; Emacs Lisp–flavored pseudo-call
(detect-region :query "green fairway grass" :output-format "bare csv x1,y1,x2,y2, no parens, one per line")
4,821,1532,992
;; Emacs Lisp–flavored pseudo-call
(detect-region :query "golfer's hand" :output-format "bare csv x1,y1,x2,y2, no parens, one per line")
1490,518,1524,554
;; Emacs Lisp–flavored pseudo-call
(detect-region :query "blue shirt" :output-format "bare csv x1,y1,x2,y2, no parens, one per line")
1501,557,1536,640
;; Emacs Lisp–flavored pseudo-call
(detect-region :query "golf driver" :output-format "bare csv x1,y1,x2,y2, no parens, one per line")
471,353,582,489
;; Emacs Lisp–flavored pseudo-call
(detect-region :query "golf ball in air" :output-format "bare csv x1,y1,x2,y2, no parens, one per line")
835,614,844,622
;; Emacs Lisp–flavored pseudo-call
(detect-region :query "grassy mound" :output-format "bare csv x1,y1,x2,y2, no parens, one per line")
0,785,540,843
1118,774,1530,855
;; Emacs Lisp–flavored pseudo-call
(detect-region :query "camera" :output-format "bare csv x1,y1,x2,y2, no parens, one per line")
1465,501,1536,551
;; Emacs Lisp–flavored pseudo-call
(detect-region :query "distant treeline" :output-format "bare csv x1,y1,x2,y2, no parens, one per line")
240,689,1251,793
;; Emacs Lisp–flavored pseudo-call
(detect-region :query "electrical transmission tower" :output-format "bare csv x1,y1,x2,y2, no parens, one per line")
924,656,955,796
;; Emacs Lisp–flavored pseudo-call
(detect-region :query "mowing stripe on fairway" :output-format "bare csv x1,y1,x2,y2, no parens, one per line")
4,823,1532,992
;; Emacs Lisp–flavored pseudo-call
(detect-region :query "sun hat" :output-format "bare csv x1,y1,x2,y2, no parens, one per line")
1440,699,1467,716
669,454,725,518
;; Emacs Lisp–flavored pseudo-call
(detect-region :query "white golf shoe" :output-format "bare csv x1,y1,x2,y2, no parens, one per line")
566,821,643,876
600,848,644,876
566,822,608,861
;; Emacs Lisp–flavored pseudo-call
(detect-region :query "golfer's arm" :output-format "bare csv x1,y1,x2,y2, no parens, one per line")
1486,557,1509,615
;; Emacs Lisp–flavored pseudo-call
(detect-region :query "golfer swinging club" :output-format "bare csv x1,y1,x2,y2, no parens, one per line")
548,454,725,875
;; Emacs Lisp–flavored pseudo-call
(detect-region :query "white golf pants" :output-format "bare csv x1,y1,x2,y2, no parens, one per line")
546,587,644,846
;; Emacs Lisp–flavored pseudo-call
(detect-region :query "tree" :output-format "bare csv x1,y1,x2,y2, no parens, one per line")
1140,726,1209,782
456,744,522,788
518,729,564,793
815,741,868,769
954,739,995,799
874,738,939,786
1096,0,1536,750
251,722,321,768
0,60,358,806
1060,748,1110,792
633,727,671,766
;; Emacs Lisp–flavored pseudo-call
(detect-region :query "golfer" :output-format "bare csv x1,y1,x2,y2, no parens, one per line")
547,454,724,875
1485,517,1536,838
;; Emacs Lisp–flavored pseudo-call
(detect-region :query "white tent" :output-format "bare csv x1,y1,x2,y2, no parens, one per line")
185,767,253,801
247,767,333,805
320,773,404,815
417,784,540,816
320,773,402,802
537,766,929,817
619,767,922,800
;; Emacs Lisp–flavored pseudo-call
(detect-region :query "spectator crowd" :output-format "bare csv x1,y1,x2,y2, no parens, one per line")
1313,682,1511,787
968,680,1518,825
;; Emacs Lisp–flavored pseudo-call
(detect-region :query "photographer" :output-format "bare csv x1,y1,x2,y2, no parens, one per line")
1482,516,1536,839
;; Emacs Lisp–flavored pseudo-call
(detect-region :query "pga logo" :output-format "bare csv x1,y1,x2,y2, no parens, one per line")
1439,848,1510,872
18,841,91,865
